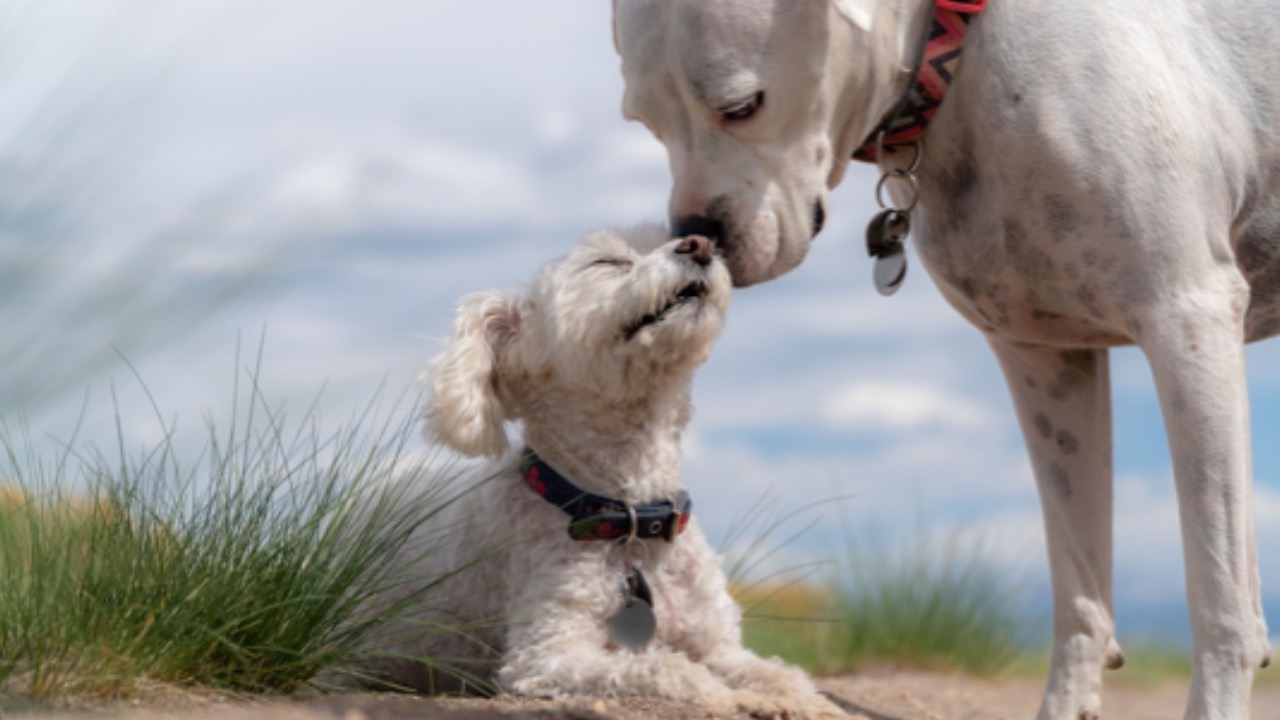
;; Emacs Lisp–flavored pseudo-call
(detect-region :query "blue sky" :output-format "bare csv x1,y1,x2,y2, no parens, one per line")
7,0,1280,646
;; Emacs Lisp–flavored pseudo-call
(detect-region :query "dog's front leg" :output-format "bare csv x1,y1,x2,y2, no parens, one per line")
1136,286,1271,719
498,624,761,716
989,341,1121,720
495,574,756,716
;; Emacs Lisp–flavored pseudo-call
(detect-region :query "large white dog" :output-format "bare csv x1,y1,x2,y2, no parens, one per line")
613,1,1279,718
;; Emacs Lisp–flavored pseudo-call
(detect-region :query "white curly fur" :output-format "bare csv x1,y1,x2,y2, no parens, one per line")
369,225,845,719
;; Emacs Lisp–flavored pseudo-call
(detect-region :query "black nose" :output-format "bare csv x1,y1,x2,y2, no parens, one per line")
671,215,724,244
675,234,713,266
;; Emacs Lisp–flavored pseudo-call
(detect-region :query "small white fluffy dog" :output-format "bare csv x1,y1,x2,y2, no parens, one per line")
370,225,844,719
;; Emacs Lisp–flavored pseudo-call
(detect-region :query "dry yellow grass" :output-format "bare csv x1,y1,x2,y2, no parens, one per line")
732,581,835,619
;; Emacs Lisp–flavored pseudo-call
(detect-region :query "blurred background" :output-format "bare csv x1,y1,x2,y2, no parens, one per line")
6,0,1280,648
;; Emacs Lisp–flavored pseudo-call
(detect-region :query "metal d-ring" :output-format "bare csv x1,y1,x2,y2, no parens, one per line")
873,135,923,214
875,130,923,174
621,504,639,545
875,172,920,213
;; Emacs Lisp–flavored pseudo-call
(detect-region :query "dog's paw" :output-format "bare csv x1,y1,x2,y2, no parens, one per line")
711,652,819,696
750,664,822,698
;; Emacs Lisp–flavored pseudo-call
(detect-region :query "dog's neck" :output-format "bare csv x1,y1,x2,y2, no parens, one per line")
518,384,691,505
830,0,936,172
896,0,938,77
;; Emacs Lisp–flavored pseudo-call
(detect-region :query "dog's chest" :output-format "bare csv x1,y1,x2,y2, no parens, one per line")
900,3,1280,348
910,155,1280,348
908,196,1138,348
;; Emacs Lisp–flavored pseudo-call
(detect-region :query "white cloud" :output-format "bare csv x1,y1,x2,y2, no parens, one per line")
823,379,994,431
268,133,549,230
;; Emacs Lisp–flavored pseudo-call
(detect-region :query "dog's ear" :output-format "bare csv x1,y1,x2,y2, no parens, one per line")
423,291,523,459
832,0,876,31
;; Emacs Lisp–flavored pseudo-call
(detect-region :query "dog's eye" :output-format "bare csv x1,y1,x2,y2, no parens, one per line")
721,91,764,122
590,258,633,272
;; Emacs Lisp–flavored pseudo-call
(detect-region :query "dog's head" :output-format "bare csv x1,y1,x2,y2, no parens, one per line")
424,224,731,458
613,0,899,286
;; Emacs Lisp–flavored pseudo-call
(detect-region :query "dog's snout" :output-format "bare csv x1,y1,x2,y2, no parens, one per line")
672,215,724,245
675,234,713,266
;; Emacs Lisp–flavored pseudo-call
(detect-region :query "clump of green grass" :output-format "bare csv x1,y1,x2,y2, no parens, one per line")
0,357,471,701
821,528,1030,675
730,499,1030,677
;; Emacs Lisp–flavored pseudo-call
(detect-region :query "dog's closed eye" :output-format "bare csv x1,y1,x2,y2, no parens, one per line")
588,258,634,272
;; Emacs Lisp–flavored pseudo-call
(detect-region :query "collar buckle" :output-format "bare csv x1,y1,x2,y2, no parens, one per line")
664,492,692,542
663,508,684,542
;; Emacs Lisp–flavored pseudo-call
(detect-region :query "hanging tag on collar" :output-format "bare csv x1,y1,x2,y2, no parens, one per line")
866,209,909,296
606,566,656,649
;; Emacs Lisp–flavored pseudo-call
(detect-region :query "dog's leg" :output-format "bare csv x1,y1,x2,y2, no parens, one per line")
499,635,792,718
661,527,847,718
989,341,1120,720
1134,284,1271,719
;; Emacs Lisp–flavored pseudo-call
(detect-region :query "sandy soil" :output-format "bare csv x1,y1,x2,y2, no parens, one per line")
10,671,1280,719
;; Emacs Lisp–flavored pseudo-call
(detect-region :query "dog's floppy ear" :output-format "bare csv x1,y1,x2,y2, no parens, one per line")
832,0,876,31
424,291,523,459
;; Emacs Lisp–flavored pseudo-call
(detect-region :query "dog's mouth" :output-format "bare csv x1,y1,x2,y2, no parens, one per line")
623,280,709,341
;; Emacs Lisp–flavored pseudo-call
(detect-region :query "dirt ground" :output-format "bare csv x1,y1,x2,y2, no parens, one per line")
11,670,1280,720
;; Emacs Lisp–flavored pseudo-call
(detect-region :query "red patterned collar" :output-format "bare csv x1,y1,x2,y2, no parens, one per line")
854,0,987,163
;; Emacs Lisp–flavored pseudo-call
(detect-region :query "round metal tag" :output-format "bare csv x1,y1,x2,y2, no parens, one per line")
874,252,908,296
606,598,657,649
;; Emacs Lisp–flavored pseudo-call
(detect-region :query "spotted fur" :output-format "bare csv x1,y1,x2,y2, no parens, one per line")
614,1,1279,717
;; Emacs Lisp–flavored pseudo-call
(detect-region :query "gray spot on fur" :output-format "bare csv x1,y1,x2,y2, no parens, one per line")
939,140,979,233
1034,413,1053,439
1003,217,1055,283
1044,194,1079,243
1047,351,1094,402
1059,350,1096,372
1048,372,1086,401
1048,462,1073,501
1057,430,1079,455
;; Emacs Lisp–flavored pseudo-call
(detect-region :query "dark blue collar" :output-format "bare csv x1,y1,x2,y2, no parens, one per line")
519,449,692,542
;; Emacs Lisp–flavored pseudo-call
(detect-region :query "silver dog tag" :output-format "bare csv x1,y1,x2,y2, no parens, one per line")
874,253,908,296
606,567,656,649
866,209,909,296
